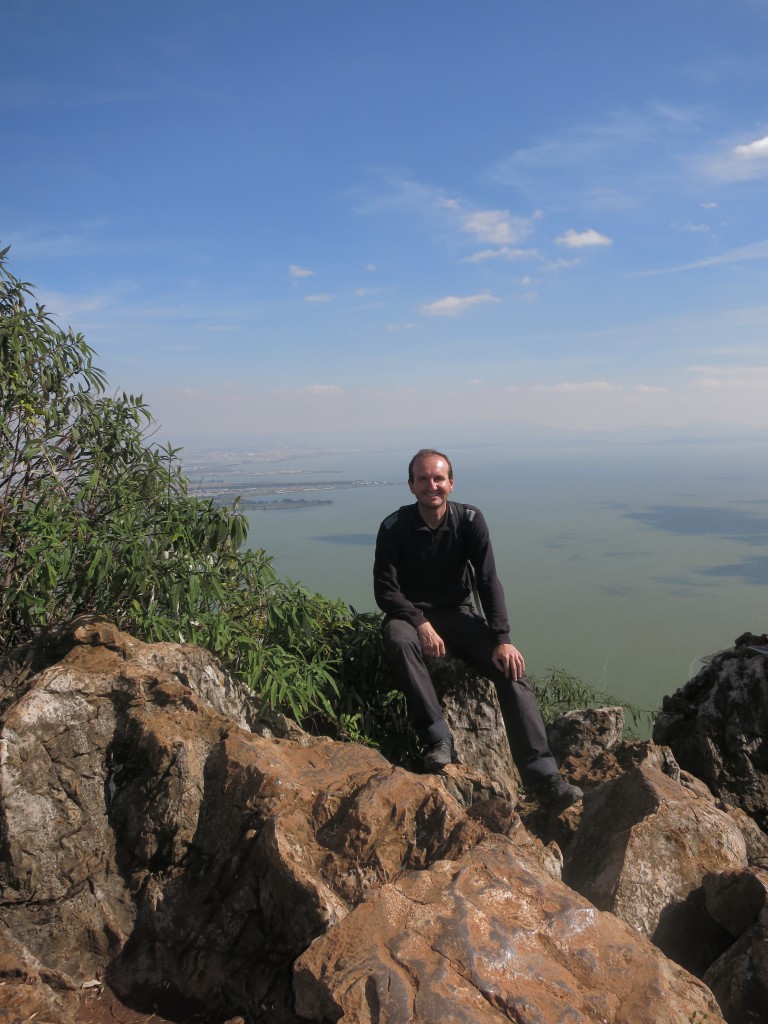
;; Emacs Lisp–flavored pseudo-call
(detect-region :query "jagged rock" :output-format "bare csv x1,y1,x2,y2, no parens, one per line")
1,619,732,1023
427,655,519,799
0,921,81,1024
703,867,768,938
546,705,625,764
293,833,725,1024
653,633,768,831
563,762,747,975
724,805,768,869
0,619,537,1019
703,905,768,1024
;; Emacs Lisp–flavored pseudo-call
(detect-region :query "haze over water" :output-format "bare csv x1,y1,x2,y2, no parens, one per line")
189,438,768,729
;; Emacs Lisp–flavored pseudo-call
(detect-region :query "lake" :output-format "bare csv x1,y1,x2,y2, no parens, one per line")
188,438,768,727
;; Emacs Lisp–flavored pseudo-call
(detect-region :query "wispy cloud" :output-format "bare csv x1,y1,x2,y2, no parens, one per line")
358,172,542,258
536,380,620,394
304,384,344,395
487,105,694,207
305,293,332,303
633,239,768,276
461,247,539,264
421,292,500,316
461,209,540,245
289,264,315,278
555,228,612,248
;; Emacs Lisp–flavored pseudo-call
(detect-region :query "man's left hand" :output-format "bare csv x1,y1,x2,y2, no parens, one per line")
492,643,525,681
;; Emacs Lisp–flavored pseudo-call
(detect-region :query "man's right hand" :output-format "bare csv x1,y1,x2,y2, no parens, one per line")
417,621,445,658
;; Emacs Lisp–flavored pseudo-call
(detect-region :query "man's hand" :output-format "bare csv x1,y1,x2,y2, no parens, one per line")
492,643,525,681
417,621,446,658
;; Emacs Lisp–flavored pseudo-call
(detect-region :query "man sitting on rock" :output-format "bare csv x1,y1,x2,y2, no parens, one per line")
373,448,583,810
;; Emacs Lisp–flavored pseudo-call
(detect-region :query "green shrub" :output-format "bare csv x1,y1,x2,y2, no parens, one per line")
0,245,341,723
529,666,648,733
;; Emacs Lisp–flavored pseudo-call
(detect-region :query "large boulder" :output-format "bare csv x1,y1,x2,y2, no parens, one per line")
701,870,768,1024
293,833,724,1024
0,618,730,1023
703,907,768,1024
0,618,489,1018
653,633,768,831
563,762,747,974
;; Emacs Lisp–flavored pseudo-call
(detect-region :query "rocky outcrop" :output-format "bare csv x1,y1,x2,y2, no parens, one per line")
427,655,519,799
702,869,768,1024
2,618,767,1023
653,632,768,831
294,833,719,1024
562,762,746,974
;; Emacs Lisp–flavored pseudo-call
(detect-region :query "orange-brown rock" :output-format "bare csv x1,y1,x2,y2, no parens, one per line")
294,834,723,1023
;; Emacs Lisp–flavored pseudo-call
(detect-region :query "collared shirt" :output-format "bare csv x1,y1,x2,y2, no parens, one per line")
373,501,511,644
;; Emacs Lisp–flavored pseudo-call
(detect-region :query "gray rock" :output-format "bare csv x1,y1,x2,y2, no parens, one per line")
653,633,768,831
703,867,768,938
546,705,625,763
427,655,519,799
704,905,768,1024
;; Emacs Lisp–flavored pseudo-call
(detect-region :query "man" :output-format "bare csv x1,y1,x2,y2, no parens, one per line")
373,448,583,810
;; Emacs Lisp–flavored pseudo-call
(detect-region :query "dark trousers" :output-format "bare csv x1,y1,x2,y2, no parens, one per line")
383,609,558,784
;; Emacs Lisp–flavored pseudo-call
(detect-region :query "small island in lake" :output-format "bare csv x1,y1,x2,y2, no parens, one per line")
239,497,333,511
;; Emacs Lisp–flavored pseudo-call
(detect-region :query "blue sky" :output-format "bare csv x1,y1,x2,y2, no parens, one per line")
4,0,768,444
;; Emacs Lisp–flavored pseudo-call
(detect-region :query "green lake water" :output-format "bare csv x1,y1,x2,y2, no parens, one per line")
193,439,768,727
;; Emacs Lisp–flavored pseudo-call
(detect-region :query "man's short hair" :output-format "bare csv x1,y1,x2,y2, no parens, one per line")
408,448,453,482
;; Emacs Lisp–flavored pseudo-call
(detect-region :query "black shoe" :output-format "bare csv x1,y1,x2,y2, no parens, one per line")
534,772,584,810
424,734,455,771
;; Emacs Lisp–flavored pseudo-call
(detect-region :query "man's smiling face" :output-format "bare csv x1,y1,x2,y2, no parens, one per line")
408,454,454,520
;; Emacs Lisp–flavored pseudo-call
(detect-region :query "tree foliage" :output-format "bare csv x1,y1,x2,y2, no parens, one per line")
0,246,349,724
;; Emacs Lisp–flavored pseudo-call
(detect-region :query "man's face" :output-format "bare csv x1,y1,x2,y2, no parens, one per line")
408,455,454,514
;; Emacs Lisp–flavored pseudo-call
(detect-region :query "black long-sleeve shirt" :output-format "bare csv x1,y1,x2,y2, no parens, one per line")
373,501,511,645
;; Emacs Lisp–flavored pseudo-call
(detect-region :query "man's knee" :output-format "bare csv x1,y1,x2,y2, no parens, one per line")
383,619,420,655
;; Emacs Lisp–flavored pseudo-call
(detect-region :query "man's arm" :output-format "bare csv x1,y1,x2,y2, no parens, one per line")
465,508,511,645
373,514,428,630
465,511,527,679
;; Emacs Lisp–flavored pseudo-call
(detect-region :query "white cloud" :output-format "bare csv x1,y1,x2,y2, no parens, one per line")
305,293,332,303
544,257,581,271
555,228,612,248
304,384,343,395
707,133,768,181
421,292,500,316
540,380,620,394
734,135,768,158
462,246,539,264
289,264,315,278
462,209,539,245
678,223,710,233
